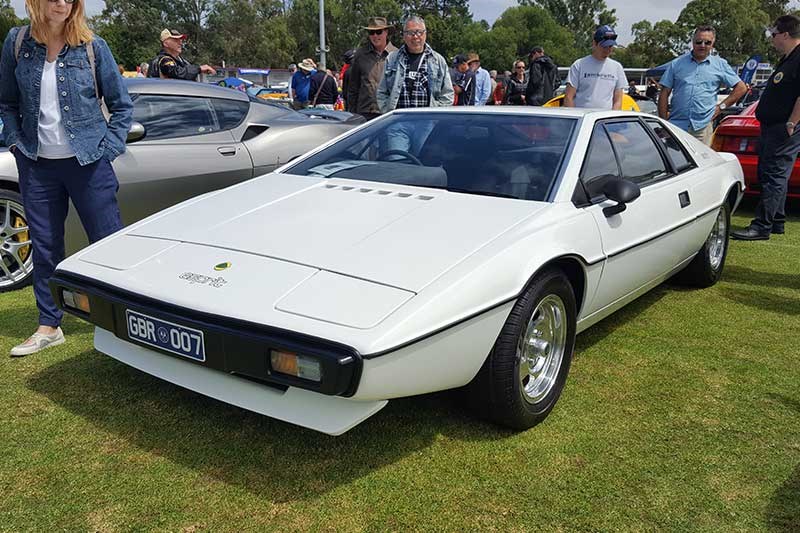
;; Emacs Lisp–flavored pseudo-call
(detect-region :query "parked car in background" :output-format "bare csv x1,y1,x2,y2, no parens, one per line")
712,101,800,199
0,78,364,292
713,83,764,127
50,107,744,435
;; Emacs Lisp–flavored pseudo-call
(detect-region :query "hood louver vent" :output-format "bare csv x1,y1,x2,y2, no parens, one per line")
323,184,436,200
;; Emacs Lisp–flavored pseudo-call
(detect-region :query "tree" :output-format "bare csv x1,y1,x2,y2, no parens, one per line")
485,5,578,70
616,19,686,68
205,0,295,67
520,0,618,51
0,0,20,44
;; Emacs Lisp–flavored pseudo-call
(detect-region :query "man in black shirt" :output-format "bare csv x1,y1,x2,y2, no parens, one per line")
149,29,216,81
733,15,800,240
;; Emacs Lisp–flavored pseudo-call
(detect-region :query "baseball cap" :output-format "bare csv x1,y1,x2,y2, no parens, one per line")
452,54,468,67
593,25,618,47
160,29,187,42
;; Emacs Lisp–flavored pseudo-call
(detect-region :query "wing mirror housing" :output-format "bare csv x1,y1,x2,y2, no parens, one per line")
126,121,145,143
602,179,641,217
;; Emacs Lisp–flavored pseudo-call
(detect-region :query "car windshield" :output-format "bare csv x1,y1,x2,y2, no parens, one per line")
284,112,576,202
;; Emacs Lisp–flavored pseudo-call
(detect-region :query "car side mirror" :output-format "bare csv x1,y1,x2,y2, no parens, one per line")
127,121,145,143
602,178,641,217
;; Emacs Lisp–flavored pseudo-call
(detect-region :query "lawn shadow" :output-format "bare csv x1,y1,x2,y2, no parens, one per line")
575,285,671,353
766,393,800,414
27,350,513,504
724,265,800,291
718,286,800,316
767,463,800,533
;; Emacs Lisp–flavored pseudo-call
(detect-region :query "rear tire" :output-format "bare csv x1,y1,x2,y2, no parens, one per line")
675,203,730,288
468,267,577,430
0,188,33,293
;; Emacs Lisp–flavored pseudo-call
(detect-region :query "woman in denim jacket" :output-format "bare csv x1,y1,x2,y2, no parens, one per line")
0,0,133,356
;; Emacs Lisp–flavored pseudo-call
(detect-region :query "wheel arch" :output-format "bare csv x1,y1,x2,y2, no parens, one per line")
726,181,743,214
523,254,588,317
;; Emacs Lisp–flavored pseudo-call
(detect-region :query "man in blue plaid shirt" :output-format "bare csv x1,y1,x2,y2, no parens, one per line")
377,16,453,153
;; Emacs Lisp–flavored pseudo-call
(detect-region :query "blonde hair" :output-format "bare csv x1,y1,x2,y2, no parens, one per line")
25,0,93,47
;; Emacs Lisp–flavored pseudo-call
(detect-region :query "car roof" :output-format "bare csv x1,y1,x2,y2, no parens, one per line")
389,106,649,120
123,78,250,102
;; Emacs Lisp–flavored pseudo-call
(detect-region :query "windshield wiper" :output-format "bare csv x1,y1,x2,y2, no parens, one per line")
437,186,518,199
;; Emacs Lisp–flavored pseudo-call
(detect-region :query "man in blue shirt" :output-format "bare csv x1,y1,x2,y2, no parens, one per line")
658,25,747,145
291,58,317,109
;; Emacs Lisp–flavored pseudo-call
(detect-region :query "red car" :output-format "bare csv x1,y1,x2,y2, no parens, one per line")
712,102,800,198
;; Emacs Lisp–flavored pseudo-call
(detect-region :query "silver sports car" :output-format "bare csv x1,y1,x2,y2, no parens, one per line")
0,78,363,292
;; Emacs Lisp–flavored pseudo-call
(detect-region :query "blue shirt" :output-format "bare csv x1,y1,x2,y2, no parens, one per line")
473,67,492,106
660,52,741,131
291,69,315,103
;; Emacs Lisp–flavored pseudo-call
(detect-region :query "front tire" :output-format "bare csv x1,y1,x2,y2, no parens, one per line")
675,202,730,288
469,267,577,430
0,188,33,293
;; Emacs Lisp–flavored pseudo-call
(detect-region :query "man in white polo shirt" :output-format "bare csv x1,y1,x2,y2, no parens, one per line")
564,25,627,109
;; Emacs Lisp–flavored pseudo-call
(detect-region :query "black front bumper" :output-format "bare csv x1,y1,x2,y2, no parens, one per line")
50,271,363,397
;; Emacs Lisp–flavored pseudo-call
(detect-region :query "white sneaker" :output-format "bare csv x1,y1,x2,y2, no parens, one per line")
10,328,65,357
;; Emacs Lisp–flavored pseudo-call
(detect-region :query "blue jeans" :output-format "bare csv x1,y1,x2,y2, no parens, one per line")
15,153,122,327
751,123,800,231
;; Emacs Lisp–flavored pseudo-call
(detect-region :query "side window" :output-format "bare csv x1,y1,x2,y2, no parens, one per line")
580,123,620,199
645,119,695,172
132,95,219,140
605,121,668,185
211,98,249,130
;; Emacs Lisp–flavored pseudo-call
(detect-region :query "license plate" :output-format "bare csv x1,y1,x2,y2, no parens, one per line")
125,310,206,362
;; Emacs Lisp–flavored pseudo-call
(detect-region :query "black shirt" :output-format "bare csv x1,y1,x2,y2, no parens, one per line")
309,71,338,106
756,44,800,125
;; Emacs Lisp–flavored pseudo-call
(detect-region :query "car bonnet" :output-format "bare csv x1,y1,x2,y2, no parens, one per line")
116,173,547,293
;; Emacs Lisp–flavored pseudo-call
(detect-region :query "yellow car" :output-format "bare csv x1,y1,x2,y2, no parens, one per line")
543,93,640,111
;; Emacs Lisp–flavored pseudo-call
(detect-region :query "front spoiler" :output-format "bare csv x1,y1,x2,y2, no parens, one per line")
95,328,387,435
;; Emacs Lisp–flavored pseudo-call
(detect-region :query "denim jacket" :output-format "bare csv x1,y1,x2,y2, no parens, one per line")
0,27,133,166
377,44,454,113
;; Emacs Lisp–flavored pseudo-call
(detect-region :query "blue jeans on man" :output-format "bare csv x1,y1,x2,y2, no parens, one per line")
16,153,122,326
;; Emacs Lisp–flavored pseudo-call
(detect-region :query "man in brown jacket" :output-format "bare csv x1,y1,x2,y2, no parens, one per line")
347,16,398,120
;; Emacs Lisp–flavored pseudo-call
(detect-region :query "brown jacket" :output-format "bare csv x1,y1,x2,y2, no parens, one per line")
347,41,398,115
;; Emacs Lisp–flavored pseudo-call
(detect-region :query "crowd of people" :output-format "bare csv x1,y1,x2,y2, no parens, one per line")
1,0,800,357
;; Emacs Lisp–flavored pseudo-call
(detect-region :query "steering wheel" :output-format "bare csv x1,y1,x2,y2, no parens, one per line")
376,149,423,166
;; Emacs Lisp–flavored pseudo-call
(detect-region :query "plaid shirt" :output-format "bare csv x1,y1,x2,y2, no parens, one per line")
396,46,430,109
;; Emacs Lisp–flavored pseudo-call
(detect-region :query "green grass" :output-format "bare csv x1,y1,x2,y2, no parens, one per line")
1,204,799,532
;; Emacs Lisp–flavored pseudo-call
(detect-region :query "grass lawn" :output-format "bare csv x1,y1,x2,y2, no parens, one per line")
1,204,798,532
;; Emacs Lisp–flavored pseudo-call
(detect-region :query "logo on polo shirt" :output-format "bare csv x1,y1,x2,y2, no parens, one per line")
774,72,784,84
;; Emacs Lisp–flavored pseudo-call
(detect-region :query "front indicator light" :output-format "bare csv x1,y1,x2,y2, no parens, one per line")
62,289,90,313
270,350,322,382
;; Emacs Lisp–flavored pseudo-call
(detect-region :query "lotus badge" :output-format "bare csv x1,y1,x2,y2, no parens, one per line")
214,262,232,271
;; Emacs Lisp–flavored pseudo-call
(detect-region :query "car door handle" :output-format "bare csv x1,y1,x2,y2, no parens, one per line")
679,191,691,208
217,146,237,156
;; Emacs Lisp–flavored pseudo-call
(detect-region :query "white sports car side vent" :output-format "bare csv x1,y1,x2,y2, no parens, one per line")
323,184,435,200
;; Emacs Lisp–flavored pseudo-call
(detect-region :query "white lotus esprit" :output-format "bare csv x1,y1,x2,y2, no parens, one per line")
50,108,744,435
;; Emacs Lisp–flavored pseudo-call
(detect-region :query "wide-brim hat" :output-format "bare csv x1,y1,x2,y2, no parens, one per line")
160,29,186,42
364,16,391,30
298,58,317,72
466,53,480,64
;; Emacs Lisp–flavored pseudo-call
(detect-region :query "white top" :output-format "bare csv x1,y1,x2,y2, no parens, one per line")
566,55,627,110
38,59,75,159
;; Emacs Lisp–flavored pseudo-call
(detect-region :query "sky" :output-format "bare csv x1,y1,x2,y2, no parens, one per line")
11,0,685,45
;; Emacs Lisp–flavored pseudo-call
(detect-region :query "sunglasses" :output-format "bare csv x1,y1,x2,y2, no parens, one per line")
368,29,384,35
403,30,426,37
515,65,526,69
694,40,713,46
